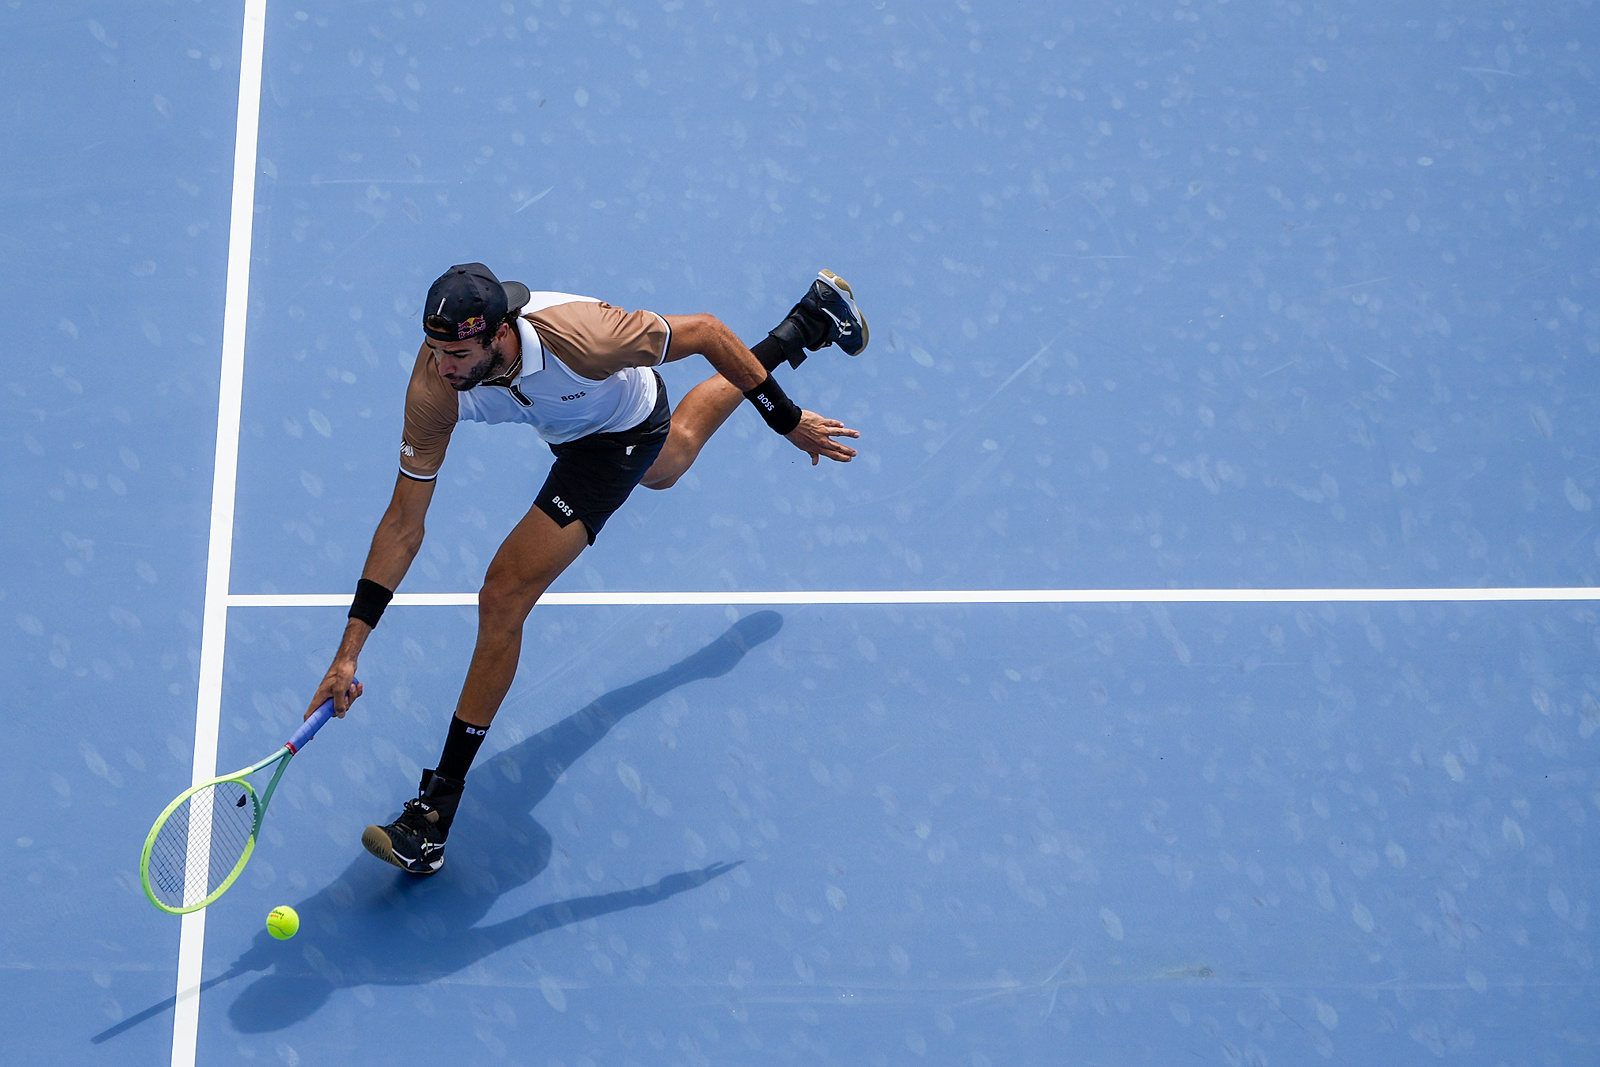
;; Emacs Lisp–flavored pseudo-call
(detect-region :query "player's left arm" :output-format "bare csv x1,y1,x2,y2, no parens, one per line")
659,313,766,389
662,313,859,465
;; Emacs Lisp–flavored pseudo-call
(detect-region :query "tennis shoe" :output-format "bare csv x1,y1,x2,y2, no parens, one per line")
801,270,869,356
362,769,463,875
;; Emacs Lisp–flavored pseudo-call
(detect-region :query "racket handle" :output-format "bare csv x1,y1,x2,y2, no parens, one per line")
286,678,357,753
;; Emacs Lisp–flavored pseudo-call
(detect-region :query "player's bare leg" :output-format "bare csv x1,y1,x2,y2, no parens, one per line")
456,506,591,727
362,505,587,874
642,270,869,491
642,375,743,489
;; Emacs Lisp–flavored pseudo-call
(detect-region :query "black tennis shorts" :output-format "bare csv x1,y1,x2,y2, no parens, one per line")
533,371,671,544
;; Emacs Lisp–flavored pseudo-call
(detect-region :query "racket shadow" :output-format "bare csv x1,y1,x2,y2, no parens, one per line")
91,610,782,1044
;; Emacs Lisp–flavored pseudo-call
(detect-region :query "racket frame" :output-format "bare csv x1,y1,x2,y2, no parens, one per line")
139,697,340,914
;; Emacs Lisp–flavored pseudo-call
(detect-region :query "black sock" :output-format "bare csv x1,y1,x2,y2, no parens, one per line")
435,715,489,782
757,302,832,371
751,335,792,372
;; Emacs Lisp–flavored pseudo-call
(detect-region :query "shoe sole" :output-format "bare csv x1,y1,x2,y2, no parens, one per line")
361,824,441,874
817,269,869,356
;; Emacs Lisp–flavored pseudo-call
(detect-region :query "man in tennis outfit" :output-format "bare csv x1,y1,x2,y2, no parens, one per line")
305,264,868,874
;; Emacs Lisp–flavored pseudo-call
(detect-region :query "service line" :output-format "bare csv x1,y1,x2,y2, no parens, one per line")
228,586,1600,608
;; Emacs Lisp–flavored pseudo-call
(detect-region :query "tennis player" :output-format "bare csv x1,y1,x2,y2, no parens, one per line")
305,264,867,873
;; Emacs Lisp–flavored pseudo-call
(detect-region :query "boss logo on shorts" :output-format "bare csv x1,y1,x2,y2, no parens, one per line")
551,495,574,517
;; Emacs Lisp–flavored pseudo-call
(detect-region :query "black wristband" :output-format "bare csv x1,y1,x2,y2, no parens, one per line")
349,578,394,628
742,373,803,435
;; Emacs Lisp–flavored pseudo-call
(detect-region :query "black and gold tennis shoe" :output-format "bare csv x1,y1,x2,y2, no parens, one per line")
804,270,869,357
361,768,463,875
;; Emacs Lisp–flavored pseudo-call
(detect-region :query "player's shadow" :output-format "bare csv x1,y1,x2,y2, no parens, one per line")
92,610,781,1044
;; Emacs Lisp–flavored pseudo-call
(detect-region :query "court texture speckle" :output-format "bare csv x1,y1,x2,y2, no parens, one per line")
4,1,1597,1064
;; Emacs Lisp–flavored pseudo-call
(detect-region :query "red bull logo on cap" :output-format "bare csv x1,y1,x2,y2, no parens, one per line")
457,315,487,339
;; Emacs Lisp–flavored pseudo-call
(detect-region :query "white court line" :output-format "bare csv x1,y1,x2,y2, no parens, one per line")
228,586,1600,608
174,3,268,1067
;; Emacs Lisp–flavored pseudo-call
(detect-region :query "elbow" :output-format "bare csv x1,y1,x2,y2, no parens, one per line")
677,313,728,354
379,512,426,556
401,523,426,556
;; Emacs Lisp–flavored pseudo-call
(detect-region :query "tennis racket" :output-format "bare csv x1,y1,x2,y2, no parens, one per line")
139,685,352,914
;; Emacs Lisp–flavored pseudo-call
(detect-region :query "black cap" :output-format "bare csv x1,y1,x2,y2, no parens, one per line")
421,263,532,343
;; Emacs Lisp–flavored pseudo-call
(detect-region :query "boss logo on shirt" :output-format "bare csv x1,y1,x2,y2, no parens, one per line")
560,391,587,402
551,495,574,517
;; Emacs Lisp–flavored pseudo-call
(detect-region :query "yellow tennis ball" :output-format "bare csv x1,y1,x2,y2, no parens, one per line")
266,905,299,940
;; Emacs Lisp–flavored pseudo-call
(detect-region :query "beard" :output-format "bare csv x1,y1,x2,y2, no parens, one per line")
448,343,508,391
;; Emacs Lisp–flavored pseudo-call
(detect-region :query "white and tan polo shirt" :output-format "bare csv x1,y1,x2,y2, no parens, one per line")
398,292,671,481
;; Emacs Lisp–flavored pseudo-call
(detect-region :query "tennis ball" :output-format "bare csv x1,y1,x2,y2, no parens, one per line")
266,905,299,940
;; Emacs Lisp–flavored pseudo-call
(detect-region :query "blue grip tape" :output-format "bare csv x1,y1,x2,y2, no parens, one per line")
286,678,357,753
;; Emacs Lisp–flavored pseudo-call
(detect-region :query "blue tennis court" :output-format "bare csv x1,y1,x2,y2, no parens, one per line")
6,1,1598,1064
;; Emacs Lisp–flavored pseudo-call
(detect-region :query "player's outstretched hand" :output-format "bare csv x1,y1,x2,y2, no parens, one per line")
785,409,860,466
306,663,363,720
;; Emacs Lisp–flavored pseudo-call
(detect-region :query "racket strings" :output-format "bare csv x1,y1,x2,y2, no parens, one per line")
148,781,256,909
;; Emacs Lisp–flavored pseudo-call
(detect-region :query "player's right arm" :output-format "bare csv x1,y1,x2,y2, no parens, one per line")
306,472,436,719
306,342,456,721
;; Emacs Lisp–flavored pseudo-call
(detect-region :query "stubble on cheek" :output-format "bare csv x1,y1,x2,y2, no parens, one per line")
442,345,504,391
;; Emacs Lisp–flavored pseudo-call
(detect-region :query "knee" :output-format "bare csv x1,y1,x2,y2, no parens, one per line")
640,472,676,491
477,574,545,630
